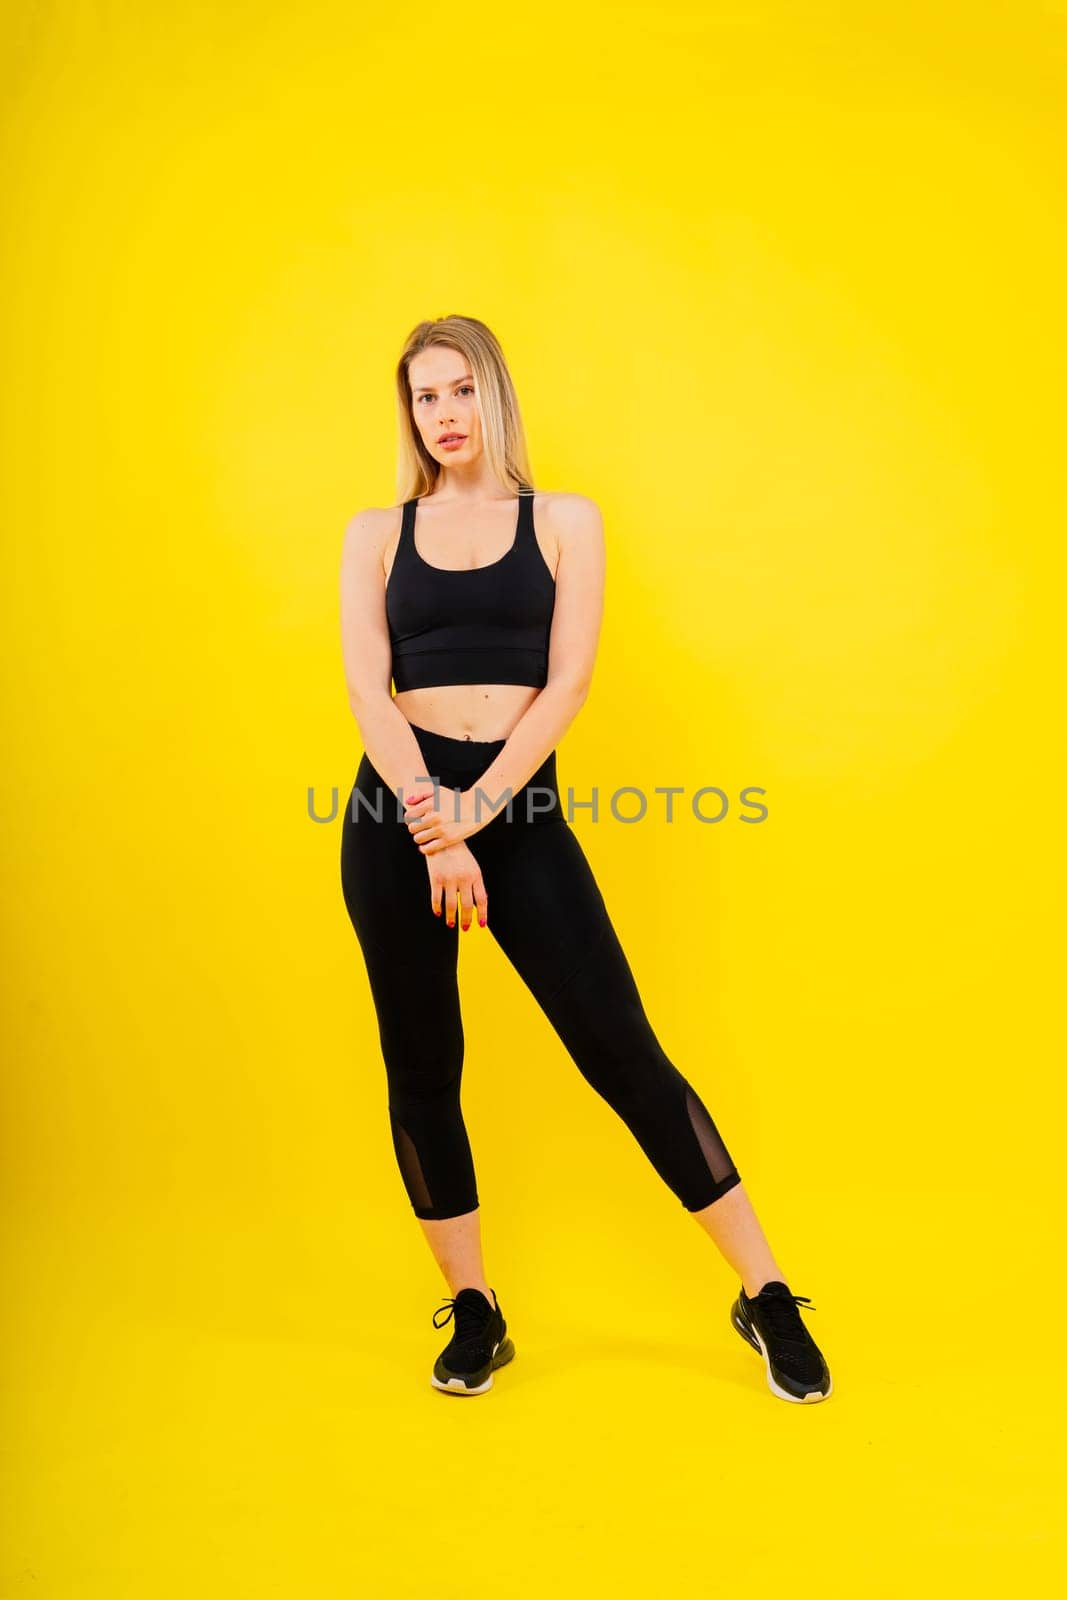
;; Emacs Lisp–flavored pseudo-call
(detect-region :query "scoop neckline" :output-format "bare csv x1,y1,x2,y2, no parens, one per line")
410,493,523,575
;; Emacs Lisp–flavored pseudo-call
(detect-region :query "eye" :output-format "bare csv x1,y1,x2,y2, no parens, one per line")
417,385,474,403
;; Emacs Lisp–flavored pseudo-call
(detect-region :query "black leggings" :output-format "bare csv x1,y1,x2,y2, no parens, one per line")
340,721,742,1221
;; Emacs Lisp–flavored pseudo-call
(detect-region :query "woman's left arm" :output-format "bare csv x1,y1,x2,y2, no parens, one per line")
406,493,606,853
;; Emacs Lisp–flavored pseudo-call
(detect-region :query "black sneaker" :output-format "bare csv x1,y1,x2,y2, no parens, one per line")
430,1287,515,1395
730,1280,832,1403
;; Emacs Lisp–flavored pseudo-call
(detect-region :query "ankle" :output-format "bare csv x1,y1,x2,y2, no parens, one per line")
456,1282,495,1307
744,1267,786,1298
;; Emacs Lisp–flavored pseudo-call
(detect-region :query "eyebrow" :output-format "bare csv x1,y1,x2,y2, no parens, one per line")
412,374,474,394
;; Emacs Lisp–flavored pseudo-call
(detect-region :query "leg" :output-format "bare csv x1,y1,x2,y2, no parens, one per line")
418,1212,496,1307
474,816,744,1215
341,754,479,1224
481,821,788,1290
688,1185,787,1299
341,759,496,1300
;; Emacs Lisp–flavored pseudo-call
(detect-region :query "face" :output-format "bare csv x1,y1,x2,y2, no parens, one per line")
408,347,482,465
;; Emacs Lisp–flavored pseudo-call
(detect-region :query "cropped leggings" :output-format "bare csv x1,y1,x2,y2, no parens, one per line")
339,721,742,1221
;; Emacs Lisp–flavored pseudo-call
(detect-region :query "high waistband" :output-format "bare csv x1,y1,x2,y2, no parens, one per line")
405,720,508,777
394,719,563,824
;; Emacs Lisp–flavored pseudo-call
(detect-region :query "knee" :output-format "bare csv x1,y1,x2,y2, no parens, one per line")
383,1035,465,1111
578,1035,680,1108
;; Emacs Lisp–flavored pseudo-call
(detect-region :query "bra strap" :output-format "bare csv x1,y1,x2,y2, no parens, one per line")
399,497,416,551
516,486,535,541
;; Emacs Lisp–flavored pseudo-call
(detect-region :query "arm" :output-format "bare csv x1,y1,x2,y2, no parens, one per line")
410,494,606,854
339,506,442,807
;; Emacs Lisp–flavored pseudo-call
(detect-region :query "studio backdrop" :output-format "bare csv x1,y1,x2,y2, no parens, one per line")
2,4,1062,1597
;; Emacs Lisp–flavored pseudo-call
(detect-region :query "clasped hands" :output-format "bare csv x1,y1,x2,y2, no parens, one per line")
401,782,494,854
402,780,494,931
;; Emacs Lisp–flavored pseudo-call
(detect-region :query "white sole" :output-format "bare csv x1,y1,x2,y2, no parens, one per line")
430,1371,495,1395
732,1308,832,1404
430,1336,512,1396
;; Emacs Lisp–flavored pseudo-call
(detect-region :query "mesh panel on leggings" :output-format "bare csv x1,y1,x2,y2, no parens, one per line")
685,1085,737,1186
394,1119,433,1211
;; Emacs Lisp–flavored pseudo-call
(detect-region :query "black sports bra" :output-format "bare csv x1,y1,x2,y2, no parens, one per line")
385,489,556,693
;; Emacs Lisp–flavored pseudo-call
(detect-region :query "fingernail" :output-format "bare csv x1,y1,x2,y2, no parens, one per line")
461,922,469,932
447,920,454,928
479,919,487,927
432,907,440,916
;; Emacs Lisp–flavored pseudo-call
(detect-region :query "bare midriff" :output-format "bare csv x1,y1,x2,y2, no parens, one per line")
393,683,543,743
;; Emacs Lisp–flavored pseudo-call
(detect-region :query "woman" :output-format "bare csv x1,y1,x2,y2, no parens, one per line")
339,315,831,1404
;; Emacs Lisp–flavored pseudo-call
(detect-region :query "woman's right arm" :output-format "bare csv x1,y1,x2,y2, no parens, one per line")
339,507,489,929
339,506,439,804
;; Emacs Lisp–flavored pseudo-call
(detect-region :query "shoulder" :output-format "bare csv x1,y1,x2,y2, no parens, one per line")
534,491,603,541
342,503,403,543
341,503,404,563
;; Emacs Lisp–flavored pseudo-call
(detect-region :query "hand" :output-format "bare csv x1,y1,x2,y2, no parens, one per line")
425,841,489,930
402,783,491,853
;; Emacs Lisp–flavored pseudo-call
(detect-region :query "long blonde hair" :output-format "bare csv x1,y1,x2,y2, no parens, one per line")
394,315,535,503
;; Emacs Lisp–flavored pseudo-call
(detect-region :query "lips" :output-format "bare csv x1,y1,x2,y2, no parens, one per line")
437,433,467,444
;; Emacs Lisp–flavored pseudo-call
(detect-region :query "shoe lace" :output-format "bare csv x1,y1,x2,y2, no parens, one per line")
432,1295,492,1339
759,1291,817,1339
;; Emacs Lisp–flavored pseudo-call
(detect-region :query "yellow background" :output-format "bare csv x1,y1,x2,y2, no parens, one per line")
3,2,1063,1594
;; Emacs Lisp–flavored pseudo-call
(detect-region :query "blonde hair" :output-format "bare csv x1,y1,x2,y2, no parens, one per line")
394,315,535,503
